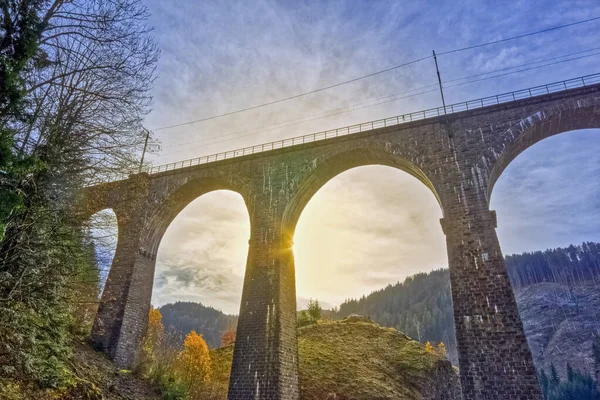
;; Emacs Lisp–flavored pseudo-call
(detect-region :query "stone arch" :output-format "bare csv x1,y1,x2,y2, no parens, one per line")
79,182,124,220
140,176,252,257
282,147,442,240
86,208,119,289
482,98,600,202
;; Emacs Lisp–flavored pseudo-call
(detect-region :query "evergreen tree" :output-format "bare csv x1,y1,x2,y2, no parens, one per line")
307,298,322,321
567,363,574,382
551,364,560,386
297,310,311,327
540,369,549,399
593,336,600,381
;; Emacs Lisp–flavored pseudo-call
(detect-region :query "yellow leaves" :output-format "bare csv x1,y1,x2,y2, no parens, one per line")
437,342,447,356
148,307,163,334
425,341,447,358
140,306,163,364
174,330,212,390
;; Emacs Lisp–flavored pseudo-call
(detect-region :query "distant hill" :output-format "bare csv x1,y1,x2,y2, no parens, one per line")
517,281,600,379
332,242,600,375
211,316,461,400
158,301,237,348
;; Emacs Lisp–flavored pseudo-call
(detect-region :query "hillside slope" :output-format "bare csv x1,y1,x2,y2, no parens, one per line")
211,316,461,400
159,301,237,348
0,341,161,400
517,282,600,379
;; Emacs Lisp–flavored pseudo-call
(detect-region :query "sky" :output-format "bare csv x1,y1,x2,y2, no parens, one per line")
96,0,600,314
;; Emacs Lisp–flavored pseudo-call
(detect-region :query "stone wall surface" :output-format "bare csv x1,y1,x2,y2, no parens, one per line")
83,83,600,400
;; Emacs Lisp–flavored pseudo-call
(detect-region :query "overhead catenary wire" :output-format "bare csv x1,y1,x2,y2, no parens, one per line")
151,56,432,131
149,15,600,133
160,83,440,150
158,87,440,158
444,51,600,89
443,46,600,84
155,48,600,158
436,16,600,56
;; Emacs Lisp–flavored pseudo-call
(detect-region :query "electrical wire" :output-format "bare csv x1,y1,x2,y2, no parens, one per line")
437,16,600,56
151,56,432,131
160,83,439,150
159,87,439,157
444,46,600,84
444,51,600,90
155,47,600,158
149,15,600,133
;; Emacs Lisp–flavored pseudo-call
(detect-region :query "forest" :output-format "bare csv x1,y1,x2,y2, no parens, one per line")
159,302,238,349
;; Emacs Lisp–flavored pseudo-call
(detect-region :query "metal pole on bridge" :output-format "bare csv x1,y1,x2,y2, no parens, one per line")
138,128,150,173
433,50,447,115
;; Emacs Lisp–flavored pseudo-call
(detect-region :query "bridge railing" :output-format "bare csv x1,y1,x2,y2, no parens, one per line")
93,72,600,183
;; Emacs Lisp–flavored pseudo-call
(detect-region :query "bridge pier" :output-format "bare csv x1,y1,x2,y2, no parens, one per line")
441,197,542,399
90,175,155,368
91,214,156,368
228,212,299,399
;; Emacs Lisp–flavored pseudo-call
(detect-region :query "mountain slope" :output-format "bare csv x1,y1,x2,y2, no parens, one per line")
517,282,600,379
0,341,161,400
158,301,237,348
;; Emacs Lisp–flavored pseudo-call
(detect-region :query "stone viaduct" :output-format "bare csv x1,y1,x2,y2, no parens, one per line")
82,75,600,400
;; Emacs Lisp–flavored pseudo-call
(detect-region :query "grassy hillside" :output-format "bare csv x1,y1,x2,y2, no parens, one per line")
211,316,461,400
0,341,161,400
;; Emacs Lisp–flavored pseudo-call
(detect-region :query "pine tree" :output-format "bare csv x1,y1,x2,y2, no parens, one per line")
307,298,322,321
567,363,574,382
593,336,600,381
550,364,560,385
297,310,311,327
539,369,549,399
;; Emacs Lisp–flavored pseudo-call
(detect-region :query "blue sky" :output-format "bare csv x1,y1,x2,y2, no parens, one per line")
94,0,600,313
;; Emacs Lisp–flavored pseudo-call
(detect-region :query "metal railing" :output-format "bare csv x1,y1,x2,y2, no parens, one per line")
99,72,600,183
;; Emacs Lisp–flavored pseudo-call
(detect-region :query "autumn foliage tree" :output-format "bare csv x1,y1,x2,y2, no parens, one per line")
139,306,164,368
221,328,236,347
425,341,434,352
437,342,447,357
174,330,212,395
